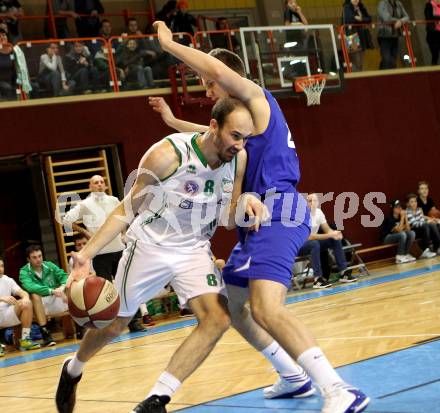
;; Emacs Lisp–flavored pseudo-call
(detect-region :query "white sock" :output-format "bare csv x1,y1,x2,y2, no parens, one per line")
139,303,148,316
261,341,305,380
21,328,31,340
148,371,181,398
297,347,343,389
67,354,85,378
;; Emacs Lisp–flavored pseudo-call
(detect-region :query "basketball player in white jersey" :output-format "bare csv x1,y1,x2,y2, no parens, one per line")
55,97,268,413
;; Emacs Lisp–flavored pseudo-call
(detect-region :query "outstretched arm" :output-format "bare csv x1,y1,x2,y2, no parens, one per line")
148,97,208,133
154,21,263,104
68,140,179,285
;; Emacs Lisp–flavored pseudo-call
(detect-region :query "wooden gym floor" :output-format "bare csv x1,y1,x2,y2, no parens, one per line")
1,258,440,412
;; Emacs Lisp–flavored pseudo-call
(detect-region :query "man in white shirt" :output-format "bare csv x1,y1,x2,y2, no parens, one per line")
63,175,125,283
0,256,40,355
298,193,356,288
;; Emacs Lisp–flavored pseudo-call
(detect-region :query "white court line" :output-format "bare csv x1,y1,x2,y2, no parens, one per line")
316,333,440,341
110,333,440,351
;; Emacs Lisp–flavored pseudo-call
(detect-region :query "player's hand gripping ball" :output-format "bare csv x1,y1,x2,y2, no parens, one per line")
68,277,120,329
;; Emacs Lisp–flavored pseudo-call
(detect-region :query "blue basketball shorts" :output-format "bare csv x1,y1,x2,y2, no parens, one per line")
222,220,311,289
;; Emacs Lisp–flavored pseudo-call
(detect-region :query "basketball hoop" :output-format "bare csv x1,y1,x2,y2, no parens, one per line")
294,74,327,106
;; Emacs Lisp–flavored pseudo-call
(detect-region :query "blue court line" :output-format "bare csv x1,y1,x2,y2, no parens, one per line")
1,262,439,369
176,340,440,413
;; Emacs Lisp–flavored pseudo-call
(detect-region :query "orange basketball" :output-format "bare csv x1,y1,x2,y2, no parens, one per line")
68,277,120,329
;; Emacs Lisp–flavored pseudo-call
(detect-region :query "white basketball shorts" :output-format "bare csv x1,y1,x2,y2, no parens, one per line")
0,305,20,328
42,295,68,316
114,240,227,317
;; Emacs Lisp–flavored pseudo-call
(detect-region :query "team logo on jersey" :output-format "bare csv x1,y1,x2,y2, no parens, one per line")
184,181,199,195
179,199,194,209
221,178,234,193
186,164,197,174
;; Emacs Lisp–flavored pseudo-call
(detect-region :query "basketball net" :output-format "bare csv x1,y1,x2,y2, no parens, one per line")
294,74,327,106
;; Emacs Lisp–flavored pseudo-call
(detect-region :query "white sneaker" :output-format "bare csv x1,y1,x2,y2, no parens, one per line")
263,370,315,399
395,254,409,264
420,248,437,259
404,254,416,262
321,383,370,413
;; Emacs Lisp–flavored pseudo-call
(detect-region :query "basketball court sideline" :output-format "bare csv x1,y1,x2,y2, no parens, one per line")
1,258,439,412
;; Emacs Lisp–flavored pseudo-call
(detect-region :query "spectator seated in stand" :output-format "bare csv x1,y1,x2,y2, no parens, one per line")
64,41,99,93
380,199,417,264
210,17,240,54
100,18,113,41
0,0,23,43
406,193,440,258
38,42,75,97
297,193,357,289
19,245,68,347
74,0,104,37
0,256,40,356
417,180,440,219
116,39,154,90
0,28,16,101
93,43,113,91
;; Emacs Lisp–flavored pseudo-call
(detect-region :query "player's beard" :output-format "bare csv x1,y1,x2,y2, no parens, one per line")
222,147,237,163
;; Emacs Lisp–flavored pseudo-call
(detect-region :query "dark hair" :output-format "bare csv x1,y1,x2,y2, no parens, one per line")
406,193,417,203
215,17,227,30
208,48,246,77
73,233,88,244
26,244,42,258
101,19,111,25
418,180,429,189
0,28,9,41
211,97,250,129
127,17,137,23
0,256,4,263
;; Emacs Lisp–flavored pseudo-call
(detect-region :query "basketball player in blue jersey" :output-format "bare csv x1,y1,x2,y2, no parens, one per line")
150,21,369,413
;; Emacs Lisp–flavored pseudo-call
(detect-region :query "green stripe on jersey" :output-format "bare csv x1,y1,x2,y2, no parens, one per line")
191,134,208,168
163,138,181,181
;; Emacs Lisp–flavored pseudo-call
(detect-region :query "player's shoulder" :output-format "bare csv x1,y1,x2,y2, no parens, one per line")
236,148,247,165
138,137,182,180
166,131,196,141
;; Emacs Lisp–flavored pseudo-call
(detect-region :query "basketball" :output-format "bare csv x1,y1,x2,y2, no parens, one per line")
68,277,120,329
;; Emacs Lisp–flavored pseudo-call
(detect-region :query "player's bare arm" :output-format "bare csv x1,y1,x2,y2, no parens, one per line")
221,150,269,231
68,141,179,286
148,97,209,133
154,21,270,133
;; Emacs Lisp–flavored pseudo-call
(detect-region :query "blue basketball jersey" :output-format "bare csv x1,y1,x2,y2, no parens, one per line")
243,89,301,196
224,90,310,287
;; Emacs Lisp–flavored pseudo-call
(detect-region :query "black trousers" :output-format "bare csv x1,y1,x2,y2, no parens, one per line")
93,250,123,282
379,37,399,69
414,223,440,251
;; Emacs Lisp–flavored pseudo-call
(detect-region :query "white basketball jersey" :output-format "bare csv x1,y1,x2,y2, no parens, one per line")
126,133,237,249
